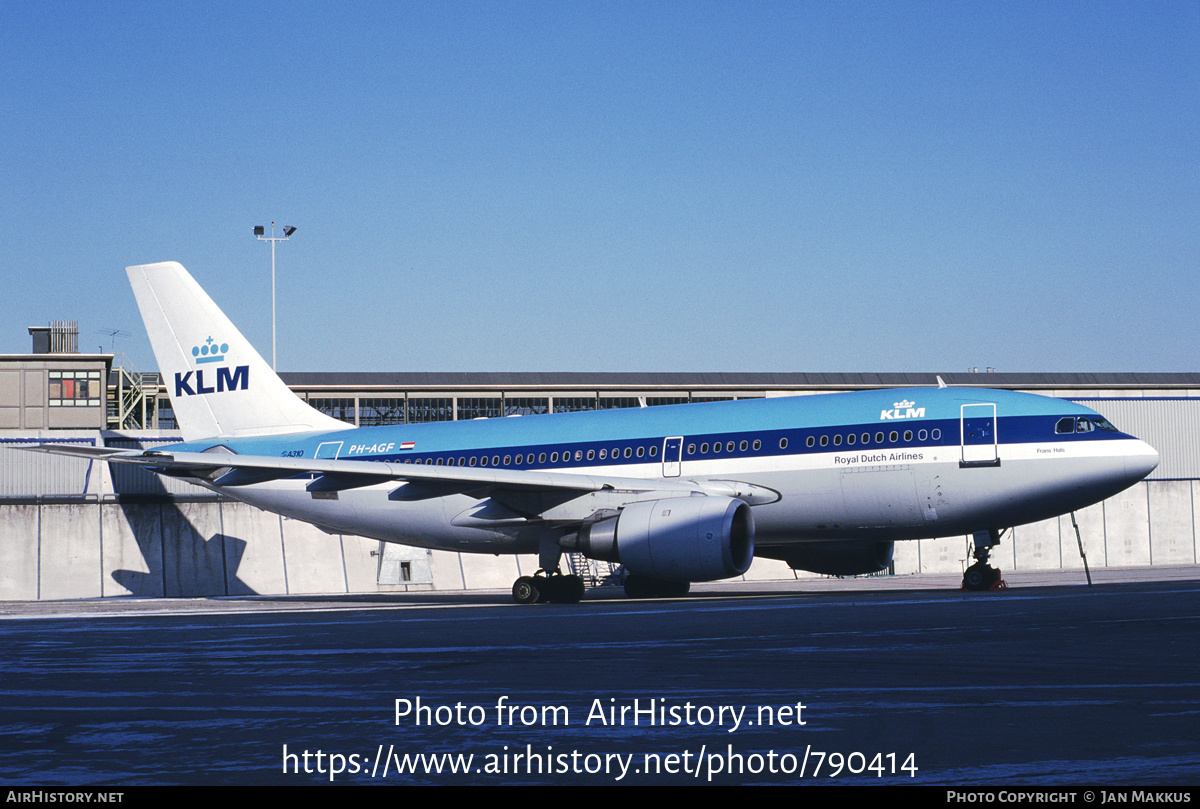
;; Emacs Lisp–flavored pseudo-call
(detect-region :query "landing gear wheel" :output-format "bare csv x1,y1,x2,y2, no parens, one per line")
540,575,582,603
536,578,554,603
661,579,691,598
962,563,1002,591
512,574,585,604
512,576,540,605
562,575,585,604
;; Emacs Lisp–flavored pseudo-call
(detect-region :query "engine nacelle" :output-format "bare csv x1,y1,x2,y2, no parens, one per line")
775,540,894,576
573,496,754,581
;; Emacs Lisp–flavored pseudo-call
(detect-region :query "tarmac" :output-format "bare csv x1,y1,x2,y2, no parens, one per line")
2,566,1198,785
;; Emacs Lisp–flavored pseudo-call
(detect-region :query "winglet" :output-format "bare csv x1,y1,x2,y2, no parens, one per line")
936,375,948,388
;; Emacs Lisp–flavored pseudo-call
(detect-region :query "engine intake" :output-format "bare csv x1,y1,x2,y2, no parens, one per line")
571,496,754,581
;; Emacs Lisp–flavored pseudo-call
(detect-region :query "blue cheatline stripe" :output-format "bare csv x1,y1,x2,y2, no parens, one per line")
188,415,1130,474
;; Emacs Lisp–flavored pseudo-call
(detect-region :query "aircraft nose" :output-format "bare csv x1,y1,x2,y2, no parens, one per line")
1125,440,1160,482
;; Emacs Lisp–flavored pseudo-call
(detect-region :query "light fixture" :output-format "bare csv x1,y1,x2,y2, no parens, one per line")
254,221,297,370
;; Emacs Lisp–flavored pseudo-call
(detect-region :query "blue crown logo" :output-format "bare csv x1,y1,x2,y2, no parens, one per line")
192,336,229,365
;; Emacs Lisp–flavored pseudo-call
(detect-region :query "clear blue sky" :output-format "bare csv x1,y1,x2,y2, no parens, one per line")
2,1,1197,374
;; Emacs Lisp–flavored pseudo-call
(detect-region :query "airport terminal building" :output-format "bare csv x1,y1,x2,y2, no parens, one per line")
1,329,1197,600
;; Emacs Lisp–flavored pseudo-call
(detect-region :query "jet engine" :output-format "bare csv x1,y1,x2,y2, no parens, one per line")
571,496,754,581
772,540,894,576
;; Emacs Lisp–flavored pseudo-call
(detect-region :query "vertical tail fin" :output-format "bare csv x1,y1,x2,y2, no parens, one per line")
127,261,351,442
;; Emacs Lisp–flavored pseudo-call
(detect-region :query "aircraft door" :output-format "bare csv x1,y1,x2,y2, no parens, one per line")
960,404,999,466
315,441,343,460
662,436,683,477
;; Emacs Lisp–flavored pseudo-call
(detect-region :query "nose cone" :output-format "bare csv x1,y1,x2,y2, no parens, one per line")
1125,440,1160,483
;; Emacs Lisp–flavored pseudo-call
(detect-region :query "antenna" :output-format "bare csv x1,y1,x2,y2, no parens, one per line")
95,328,131,353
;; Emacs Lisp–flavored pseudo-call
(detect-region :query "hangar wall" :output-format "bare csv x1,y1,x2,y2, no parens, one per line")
0,480,1188,602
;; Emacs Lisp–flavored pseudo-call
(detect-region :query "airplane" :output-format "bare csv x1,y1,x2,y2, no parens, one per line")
28,262,1160,602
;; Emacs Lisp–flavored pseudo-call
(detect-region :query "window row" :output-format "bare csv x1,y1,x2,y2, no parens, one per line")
309,395,762,425
791,427,941,449
404,444,660,467
688,439,762,455
48,370,102,407
394,425,950,468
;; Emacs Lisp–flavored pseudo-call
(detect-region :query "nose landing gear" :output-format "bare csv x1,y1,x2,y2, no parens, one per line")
962,528,1008,591
962,561,1006,591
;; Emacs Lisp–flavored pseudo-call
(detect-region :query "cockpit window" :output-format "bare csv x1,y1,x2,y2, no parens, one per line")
1057,416,1120,434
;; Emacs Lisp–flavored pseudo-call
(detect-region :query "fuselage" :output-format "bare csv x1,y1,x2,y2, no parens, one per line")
163,386,1159,556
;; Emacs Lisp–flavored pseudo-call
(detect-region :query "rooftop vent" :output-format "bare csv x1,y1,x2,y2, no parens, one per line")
29,321,79,354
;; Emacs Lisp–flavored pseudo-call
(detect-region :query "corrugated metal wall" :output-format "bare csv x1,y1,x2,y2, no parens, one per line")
0,438,96,497
0,433,212,498
104,436,215,497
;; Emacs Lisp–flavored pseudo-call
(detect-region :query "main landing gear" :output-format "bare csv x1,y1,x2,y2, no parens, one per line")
512,571,585,605
512,532,586,605
962,528,1008,591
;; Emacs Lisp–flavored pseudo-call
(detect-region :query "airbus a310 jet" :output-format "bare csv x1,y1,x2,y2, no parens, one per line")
30,262,1159,602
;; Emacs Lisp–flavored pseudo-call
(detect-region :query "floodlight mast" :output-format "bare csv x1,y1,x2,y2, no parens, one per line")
253,222,296,370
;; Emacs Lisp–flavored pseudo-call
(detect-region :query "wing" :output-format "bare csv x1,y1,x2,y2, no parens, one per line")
17,443,779,512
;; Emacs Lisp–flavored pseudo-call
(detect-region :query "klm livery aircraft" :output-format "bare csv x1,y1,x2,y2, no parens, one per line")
34,262,1160,602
